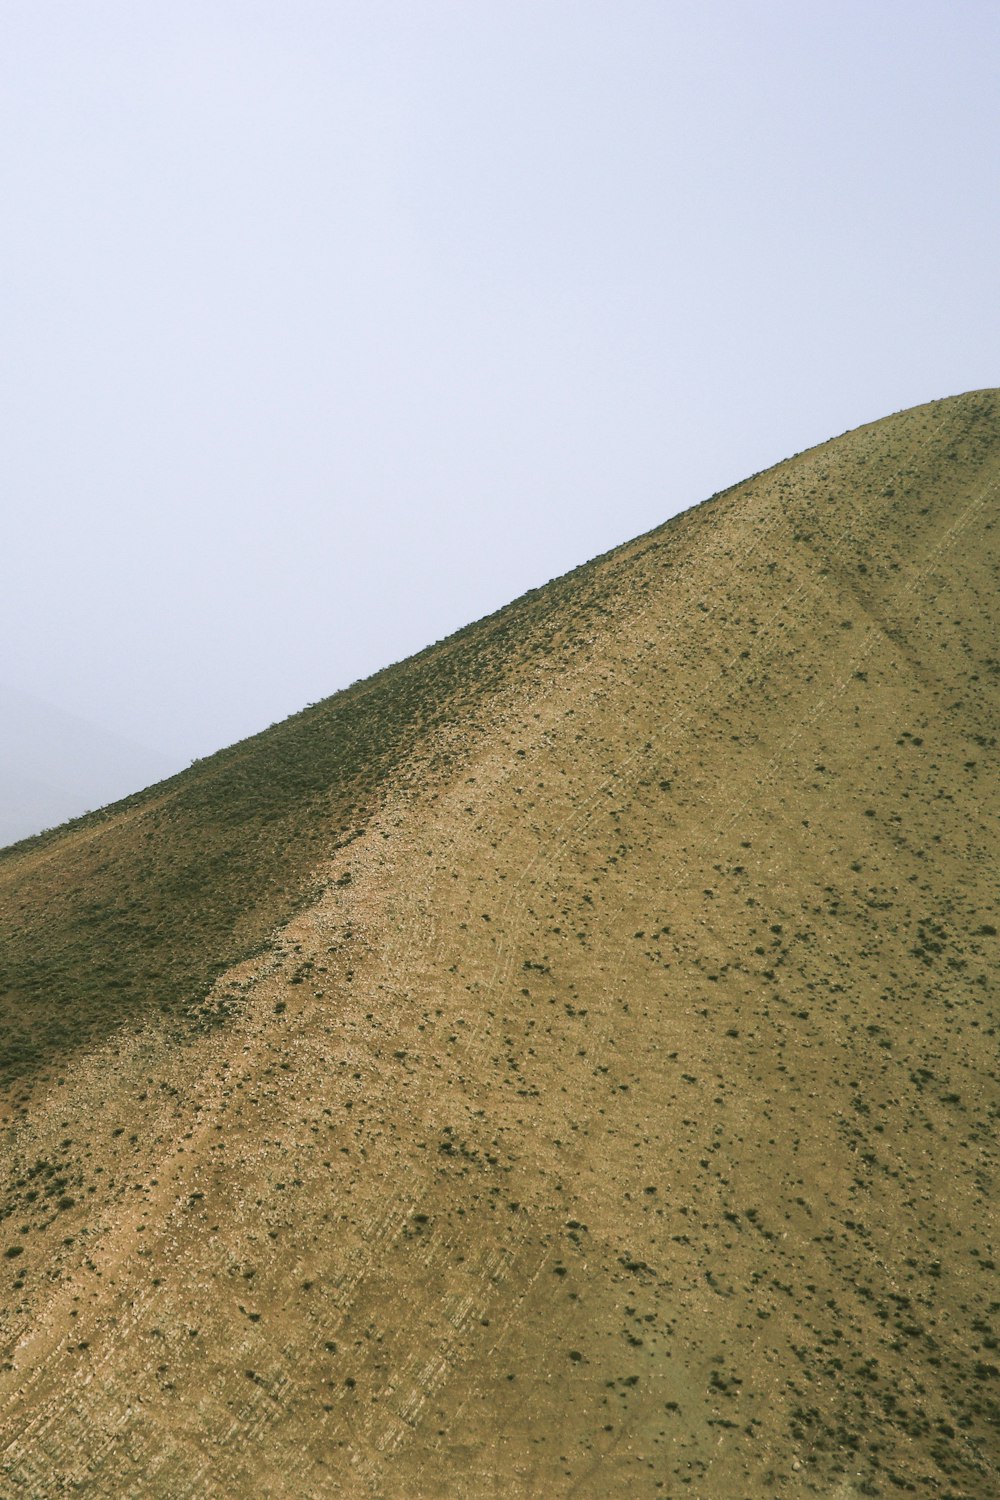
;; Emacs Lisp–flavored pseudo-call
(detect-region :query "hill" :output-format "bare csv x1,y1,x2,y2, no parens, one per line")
1,390,998,1498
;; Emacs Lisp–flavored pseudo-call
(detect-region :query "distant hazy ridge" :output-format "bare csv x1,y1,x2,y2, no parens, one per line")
0,685,176,848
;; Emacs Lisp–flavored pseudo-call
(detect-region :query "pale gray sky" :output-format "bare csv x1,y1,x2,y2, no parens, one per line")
1,2,997,829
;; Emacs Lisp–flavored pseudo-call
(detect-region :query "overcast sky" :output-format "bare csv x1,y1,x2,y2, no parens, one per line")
2,1,997,807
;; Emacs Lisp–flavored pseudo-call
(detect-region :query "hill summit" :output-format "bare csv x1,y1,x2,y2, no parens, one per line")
1,390,998,1498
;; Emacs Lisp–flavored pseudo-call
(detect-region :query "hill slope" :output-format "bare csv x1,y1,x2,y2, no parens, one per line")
1,390,998,1498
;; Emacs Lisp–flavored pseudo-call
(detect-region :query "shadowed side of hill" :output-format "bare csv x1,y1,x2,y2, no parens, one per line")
0,389,998,1499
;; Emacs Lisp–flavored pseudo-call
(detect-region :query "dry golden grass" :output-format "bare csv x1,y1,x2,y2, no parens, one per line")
1,390,998,1497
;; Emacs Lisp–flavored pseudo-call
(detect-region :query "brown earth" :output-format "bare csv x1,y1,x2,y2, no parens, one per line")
1,390,998,1497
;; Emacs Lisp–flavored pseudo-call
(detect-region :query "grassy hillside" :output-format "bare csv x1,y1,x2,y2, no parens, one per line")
1,390,997,1498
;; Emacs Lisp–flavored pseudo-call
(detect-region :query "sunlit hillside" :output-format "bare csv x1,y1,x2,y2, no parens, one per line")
2,391,998,1498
